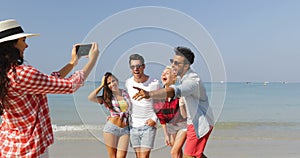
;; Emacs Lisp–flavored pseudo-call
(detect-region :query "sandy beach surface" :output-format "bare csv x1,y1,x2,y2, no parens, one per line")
49,124,300,158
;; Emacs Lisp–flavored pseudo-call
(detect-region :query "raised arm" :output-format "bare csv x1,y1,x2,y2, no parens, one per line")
56,44,79,78
82,42,99,80
133,86,175,100
88,75,105,103
10,43,100,95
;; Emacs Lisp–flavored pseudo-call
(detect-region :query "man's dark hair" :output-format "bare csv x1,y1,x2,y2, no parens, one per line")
174,46,195,65
129,54,145,65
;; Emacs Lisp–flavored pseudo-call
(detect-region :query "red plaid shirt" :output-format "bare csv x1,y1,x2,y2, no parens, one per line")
154,98,186,125
104,89,132,124
0,65,84,158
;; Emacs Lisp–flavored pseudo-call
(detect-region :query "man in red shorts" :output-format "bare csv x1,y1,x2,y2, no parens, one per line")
133,46,214,158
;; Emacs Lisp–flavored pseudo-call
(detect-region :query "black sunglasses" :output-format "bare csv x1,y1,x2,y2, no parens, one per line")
130,64,144,70
169,59,186,66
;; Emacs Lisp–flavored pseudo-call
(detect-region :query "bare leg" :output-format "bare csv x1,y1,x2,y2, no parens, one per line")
169,133,176,146
171,130,187,158
103,132,118,158
134,147,141,158
116,134,129,158
134,147,151,158
139,147,151,158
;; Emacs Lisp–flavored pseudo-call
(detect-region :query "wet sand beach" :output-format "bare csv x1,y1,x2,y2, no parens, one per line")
49,122,300,158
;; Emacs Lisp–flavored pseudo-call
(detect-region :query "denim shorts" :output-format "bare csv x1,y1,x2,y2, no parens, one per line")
130,125,157,149
103,121,130,137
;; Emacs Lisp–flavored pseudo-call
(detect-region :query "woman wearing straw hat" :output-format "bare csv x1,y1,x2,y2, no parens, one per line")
0,19,99,158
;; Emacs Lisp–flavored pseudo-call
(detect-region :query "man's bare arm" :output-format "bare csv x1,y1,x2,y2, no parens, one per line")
132,86,175,100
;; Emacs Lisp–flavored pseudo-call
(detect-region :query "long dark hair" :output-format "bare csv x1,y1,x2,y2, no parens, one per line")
102,72,119,111
0,39,23,115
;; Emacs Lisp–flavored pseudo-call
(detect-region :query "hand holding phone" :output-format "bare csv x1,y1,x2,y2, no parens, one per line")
76,44,92,57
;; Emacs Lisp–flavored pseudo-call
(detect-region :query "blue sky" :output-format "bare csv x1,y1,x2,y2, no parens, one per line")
1,0,300,82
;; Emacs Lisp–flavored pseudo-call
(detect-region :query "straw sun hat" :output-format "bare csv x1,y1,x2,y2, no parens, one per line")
0,19,39,43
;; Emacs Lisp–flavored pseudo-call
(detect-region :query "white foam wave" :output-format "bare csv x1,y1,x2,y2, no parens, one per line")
52,124,104,132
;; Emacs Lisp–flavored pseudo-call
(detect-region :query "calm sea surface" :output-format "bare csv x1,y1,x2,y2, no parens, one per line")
1,82,300,132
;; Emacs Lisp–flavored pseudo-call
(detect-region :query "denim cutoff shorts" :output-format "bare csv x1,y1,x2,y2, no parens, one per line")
130,125,157,149
103,121,130,137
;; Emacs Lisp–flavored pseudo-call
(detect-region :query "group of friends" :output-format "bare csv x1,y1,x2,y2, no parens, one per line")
0,19,214,158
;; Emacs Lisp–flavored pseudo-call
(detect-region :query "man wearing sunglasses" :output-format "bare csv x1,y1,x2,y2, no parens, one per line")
125,54,161,158
132,47,214,158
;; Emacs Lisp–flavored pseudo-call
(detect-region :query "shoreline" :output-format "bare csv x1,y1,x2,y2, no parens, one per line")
49,126,300,158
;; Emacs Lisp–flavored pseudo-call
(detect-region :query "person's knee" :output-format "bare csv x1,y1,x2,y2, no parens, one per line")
170,147,179,157
170,151,177,157
116,152,127,158
139,150,151,158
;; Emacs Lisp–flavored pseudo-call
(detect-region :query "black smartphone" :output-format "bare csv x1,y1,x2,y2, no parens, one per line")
76,44,92,57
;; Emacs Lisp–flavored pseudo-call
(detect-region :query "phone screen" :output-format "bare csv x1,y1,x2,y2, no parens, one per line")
76,44,92,57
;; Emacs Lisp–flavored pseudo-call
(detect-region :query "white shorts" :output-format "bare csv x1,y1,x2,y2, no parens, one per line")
166,121,187,134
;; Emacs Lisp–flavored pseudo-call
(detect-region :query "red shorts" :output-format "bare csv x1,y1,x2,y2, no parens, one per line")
184,124,213,158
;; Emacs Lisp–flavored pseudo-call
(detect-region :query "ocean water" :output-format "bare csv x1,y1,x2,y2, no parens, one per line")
47,81,300,132
1,82,300,132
